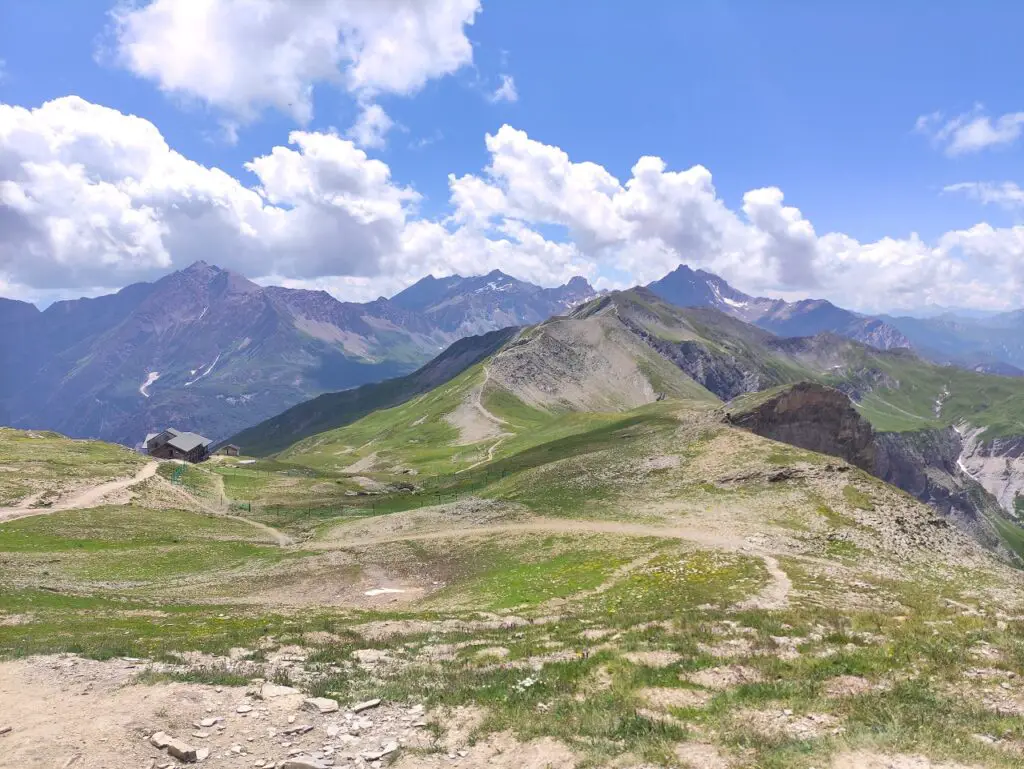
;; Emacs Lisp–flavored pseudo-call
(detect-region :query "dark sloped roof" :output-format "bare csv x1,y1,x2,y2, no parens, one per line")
146,428,181,446
166,432,212,453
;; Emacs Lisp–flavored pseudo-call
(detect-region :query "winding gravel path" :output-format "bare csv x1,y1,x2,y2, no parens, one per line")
0,462,159,522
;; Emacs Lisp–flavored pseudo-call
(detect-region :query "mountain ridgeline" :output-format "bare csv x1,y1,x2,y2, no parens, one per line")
5,259,1024,451
0,263,595,446
226,326,520,457
232,287,1024,560
645,265,912,350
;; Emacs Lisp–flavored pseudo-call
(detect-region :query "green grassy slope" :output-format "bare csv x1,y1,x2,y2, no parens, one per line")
0,428,147,506
8,372,1024,767
845,355,1024,437
226,327,519,456
235,287,1024,483
0,505,292,591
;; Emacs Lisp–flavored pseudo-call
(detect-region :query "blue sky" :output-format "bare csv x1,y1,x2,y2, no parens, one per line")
2,1,1024,312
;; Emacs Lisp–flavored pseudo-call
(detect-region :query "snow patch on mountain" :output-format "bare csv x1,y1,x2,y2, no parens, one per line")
185,354,221,386
139,371,160,398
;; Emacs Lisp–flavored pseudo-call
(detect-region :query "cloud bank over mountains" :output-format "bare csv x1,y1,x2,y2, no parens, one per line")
1,0,1023,313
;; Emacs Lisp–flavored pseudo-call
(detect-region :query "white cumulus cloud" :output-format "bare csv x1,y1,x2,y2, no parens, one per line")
5,100,1024,312
0,96,417,290
346,103,395,149
916,106,1024,156
446,125,1024,310
111,0,481,122
945,181,1024,210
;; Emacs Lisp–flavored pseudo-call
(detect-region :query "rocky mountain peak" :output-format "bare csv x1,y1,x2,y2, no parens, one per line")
647,263,910,351
564,276,592,290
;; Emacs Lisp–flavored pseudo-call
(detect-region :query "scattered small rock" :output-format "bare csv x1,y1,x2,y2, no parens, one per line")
261,682,302,699
281,758,328,769
236,704,253,714
351,698,382,713
0,726,11,736
166,738,199,763
150,732,173,749
361,741,399,761
304,697,340,714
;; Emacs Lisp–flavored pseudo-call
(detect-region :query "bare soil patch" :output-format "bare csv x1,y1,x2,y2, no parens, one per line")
445,395,506,445
640,686,712,709
823,674,875,697
675,741,734,769
831,752,983,769
736,707,841,739
698,638,754,658
342,451,379,474
1,656,569,769
622,650,682,668
686,665,764,691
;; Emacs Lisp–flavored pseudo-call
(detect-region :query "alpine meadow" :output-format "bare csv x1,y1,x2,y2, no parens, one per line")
5,3,1024,769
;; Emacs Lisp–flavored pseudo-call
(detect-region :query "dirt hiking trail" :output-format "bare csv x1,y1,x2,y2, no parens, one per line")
0,462,159,522
317,517,792,609
0,461,294,547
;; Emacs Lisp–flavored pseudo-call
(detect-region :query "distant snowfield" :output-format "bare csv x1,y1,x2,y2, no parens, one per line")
184,353,221,387
139,372,160,398
710,282,747,309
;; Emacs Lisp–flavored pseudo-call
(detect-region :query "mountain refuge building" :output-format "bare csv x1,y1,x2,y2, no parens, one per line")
144,428,212,463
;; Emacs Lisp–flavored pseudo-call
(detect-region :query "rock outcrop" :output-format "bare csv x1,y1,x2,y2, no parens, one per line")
956,425,1024,514
726,382,876,471
873,428,1005,550
727,382,1018,561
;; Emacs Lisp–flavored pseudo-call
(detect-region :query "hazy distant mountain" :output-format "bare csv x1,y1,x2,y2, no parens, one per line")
0,262,595,445
882,312,1024,375
392,269,596,335
647,265,911,350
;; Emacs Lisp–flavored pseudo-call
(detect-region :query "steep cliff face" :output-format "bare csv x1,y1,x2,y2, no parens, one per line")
726,383,876,471
615,304,781,401
956,425,1024,514
873,428,1006,550
726,383,1016,558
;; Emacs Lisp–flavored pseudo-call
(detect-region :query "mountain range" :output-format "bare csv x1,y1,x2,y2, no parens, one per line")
4,260,1024,446
645,265,912,350
0,263,595,445
234,287,1024,557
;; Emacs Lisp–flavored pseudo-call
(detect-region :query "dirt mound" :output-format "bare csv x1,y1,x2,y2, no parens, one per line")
686,665,764,690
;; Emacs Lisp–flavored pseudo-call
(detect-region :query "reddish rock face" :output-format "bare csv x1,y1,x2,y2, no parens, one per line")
727,381,877,472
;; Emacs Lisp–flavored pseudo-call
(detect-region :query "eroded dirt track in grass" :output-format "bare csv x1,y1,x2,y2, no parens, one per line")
0,461,159,522
149,472,296,548
315,517,792,609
